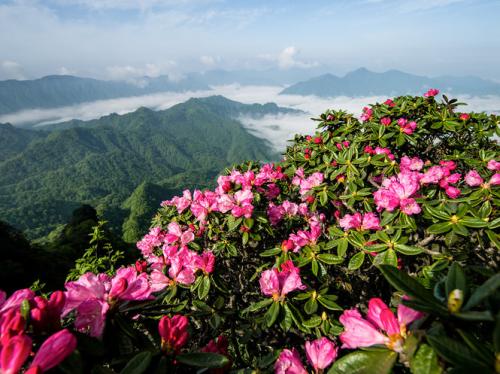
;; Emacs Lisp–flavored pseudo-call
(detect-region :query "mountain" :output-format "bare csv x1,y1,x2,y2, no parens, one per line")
0,74,209,115
280,68,500,97
0,96,286,239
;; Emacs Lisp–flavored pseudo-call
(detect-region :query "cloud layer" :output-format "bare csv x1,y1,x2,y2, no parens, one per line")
2,85,499,151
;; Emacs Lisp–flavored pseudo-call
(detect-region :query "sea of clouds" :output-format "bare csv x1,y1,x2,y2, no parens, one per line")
1,85,499,151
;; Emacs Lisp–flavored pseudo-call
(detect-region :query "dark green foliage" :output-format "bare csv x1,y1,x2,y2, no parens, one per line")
0,96,282,239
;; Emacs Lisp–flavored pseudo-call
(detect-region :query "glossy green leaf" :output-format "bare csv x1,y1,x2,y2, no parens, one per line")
327,349,397,374
265,301,280,327
120,352,152,374
348,251,365,270
176,353,229,368
410,344,442,374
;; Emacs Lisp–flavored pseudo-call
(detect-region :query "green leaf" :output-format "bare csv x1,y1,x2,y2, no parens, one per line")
327,350,397,374
120,352,152,374
242,298,273,313
302,315,322,328
378,265,441,307
394,244,423,255
337,238,349,257
461,217,489,228
463,272,500,310
197,275,211,299
227,216,242,231
265,301,280,327
176,353,229,369
374,249,397,267
260,247,281,257
317,295,343,311
424,205,451,220
410,344,442,374
427,222,452,234
317,253,344,265
304,298,318,314
445,262,467,297
348,251,365,271
426,334,491,370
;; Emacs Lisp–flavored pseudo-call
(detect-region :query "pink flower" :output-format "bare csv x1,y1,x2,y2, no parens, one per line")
161,190,192,213
0,289,35,314
159,315,189,353
30,291,65,334
490,173,500,186
360,107,373,122
108,267,153,301
384,99,396,107
424,88,439,97
374,172,421,215
420,166,445,184
339,212,362,231
374,147,395,160
275,348,307,374
259,261,305,300
465,170,483,187
445,186,461,199
400,156,423,172
397,118,417,134
168,249,197,285
137,227,165,259
459,113,470,121
340,297,423,352
339,212,380,231
487,160,500,171
164,222,194,246
305,337,338,371
30,329,77,372
380,117,391,126
196,251,215,274
0,334,32,374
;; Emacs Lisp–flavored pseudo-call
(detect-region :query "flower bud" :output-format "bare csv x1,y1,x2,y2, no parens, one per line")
447,289,464,313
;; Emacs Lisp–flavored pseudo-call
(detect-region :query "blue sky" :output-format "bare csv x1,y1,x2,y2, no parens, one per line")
0,0,499,80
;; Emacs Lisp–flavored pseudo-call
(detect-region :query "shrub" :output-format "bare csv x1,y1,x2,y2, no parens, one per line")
1,89,499,373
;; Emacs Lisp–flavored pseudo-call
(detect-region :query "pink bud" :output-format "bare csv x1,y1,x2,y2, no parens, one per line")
459,113,470,121
30,329,77,372
380,117,391,126
0,334,32,374
158,315,189,353
305,337,338,370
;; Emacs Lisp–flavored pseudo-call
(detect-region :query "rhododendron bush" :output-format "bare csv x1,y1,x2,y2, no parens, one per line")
1,91,499,373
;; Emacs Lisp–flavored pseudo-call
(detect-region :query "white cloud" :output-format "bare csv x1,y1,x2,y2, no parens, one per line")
0,60,26,80
3,84,499,152
105,62,179,82
273,46,319,70
200,55,219,67
58,66,77,75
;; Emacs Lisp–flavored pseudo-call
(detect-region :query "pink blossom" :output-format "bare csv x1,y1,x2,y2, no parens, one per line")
397,118,417,134
360,107,373,122
305,337,338,371
191,190,218,222
420,166,445,184
400,156,423,172
259,261,305,300
380,117,391,126
400,198,422,215
339,213,362,231
465,170,484,187
168,249,198,285
490,173,500,185
424,88,439,97
231,190,254,218
384,99,396,107
30,329,77,372
265,183,281,199
275,348,307,374
445,186,461,199
459,113,470,121
339,309,388,349
374,172,421,215
361,212,382,230
196,251,215,274
340,297,423,352
216,175,232,194
30,291,65,334
108,267,153,301
161,190,192,213
487,160,500,171
267,203,284,226
0,334,32,374
439,160,457,171
0,289,35,314
159,315,189,353
164,222,194,246
136,227,165,259
374,147,395,160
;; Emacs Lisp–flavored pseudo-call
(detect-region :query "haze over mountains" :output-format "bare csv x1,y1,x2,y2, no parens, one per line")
2,68,500,120
0,96,285,240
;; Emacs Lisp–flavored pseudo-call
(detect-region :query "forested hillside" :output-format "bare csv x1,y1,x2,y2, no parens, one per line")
0,96,286,239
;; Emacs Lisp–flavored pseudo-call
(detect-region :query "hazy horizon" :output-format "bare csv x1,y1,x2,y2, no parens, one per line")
1,0,500,81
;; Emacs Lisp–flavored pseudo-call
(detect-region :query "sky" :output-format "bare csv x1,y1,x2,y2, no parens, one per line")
1,0,500,81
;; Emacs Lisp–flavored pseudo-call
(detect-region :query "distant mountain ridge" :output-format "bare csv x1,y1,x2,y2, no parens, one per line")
280,68,500,97
0,74,209,115
0,96,284,239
